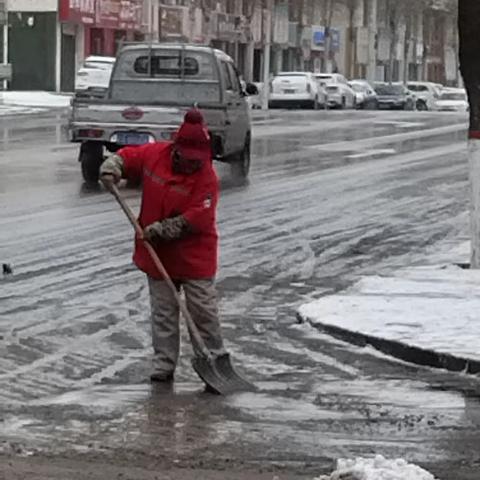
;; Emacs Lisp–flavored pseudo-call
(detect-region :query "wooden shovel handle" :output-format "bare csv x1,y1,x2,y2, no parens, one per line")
109,183,211,359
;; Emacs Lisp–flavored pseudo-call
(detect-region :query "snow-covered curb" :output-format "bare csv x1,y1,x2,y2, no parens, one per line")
0,91,71,108
316,455,438,480
298,254,480,373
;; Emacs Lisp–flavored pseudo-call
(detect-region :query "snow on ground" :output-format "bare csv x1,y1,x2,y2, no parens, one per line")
0,91,71,109
299,238,480,362
299,264,480,362
316,455,438,480
0,105,46,116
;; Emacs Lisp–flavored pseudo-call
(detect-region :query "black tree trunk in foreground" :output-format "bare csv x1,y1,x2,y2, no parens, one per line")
459,0,480,134
459,0,480,268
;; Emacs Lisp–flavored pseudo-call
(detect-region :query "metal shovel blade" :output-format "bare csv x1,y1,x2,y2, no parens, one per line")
192,353,256,395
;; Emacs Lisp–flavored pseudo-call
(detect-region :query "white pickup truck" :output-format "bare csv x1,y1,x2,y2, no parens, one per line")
68,43,257,183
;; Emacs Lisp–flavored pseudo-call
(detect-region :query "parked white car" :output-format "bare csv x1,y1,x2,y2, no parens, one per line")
435,88,469,112
269,72,327,109
75,56,116,95
406,82,442,111
315,73,356,108
349,80,378,109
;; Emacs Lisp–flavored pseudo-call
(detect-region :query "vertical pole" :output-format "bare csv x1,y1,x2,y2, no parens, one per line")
147,0,152,41
3,21,8,90
55,14,62,92
262,0,273,110
3,0,9,91
153,0,159,41
245,38,255,82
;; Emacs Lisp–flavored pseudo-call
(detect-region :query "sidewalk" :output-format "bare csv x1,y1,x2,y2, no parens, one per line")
298,242,480,374
0,91,71,116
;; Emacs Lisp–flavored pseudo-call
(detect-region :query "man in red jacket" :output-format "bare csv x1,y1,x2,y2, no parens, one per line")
100,109,225,383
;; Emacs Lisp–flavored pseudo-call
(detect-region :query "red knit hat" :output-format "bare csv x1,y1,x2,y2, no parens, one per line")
173,109,211,162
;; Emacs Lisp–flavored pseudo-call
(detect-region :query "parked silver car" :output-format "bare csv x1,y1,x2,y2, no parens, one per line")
315,73,356,109
349,80,378,109
69,44,257,183
407,82,442,111
374,83,415,110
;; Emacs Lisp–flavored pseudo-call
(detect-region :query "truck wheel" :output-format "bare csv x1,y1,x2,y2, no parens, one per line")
230,136,251,181
80,142,104,183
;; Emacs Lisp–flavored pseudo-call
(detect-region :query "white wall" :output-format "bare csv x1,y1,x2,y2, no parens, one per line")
8,0,57,12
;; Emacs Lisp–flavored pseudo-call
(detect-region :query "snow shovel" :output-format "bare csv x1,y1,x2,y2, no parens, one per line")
108,183,256,395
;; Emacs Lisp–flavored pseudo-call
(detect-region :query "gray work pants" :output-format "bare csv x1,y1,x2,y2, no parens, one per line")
147,276,225,375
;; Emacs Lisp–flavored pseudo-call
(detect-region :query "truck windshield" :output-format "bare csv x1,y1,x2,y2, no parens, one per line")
111,48,221,104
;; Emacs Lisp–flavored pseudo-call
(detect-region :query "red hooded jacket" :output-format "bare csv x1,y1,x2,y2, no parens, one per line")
118,141,219,280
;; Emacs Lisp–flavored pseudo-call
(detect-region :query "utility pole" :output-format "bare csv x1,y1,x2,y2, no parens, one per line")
262,0,273,110
459,0,480,268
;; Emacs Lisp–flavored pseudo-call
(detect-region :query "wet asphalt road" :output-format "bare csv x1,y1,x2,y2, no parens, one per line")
1,108,480,479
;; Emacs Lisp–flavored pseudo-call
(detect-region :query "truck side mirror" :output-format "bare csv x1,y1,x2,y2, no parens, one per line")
245,83,259,96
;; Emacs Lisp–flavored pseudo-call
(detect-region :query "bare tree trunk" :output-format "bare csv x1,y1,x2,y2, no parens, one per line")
403,7,411,83
459,0,480,267
324,0,335,72
366,0,378,83
346,0,356,79
387,2,397,83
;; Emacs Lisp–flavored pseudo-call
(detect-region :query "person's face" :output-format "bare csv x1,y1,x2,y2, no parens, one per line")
172,150,203,175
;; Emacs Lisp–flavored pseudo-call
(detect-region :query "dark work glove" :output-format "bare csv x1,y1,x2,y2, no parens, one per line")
143,216,189,242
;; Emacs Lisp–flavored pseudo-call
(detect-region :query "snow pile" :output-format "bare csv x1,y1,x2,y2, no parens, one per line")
315,455,438,480
0,91,71,108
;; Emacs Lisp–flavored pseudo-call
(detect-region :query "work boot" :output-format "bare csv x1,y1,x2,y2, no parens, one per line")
150,372,174,383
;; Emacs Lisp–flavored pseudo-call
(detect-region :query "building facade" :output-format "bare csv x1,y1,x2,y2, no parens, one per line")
2,0,147,91
0,0,460,91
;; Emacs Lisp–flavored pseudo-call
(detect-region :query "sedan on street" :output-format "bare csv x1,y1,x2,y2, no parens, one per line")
374,83,416,110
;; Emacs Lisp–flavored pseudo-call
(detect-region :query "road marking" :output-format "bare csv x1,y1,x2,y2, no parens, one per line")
373,120,426,128
347,148,397,159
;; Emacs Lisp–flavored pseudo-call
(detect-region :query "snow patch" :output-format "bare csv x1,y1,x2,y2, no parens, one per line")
0,105,46,116
299,263,480,362
316,455,438,480
0,91,71,108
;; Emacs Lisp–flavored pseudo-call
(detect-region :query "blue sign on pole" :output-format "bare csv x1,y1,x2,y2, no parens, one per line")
313,29,325,47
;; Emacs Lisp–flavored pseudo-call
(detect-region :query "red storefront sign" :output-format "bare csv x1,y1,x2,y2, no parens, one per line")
59,0,143,30
97,0,143,30
59,0,96,25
